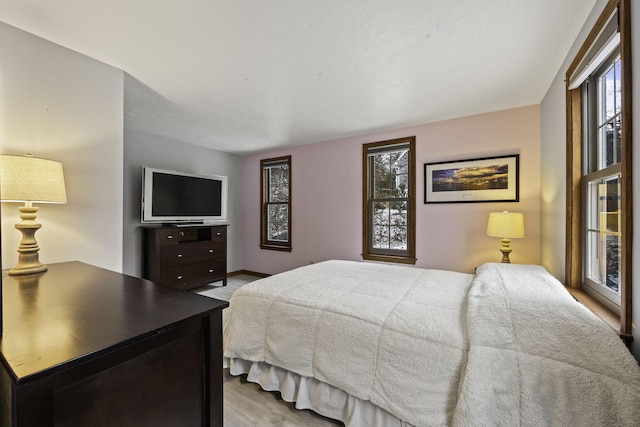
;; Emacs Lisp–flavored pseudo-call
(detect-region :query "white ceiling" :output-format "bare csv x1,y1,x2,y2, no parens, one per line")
1,0,597,155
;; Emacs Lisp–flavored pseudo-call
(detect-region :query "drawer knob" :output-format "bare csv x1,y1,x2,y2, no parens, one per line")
209,249,214,253
216,232,221,236
167,235,173,239
177,254,183,258
209,269,214,273
177,275,183,280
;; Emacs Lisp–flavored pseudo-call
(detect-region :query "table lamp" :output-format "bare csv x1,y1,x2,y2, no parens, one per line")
0,154,67,275
486,210,525,263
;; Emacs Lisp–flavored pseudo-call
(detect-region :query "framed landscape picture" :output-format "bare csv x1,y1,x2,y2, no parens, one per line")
424,154,519,203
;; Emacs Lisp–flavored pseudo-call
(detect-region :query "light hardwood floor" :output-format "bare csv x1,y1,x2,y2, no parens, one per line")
192,274,256,300
193,275,344,426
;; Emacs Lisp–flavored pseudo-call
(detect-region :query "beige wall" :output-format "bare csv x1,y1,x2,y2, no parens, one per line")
242,105,541,275
0,22,124,272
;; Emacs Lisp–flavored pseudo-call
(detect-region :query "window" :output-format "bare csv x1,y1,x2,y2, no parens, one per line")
566,0,632,338
583,54,622,307
362,137,416,264
260,156,291,251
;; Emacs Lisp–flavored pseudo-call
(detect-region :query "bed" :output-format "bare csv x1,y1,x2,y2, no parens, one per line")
223,260,640,426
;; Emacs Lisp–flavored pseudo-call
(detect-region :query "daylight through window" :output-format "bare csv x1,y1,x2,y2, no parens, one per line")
260,156,292,251
363,137,416,264
565,0,632,338
583,54,623,307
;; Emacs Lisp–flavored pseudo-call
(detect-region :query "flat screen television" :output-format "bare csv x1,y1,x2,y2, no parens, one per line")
141,166,228,224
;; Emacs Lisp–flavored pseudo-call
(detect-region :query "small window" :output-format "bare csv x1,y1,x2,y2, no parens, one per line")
362,137,416,264
260,156,292,251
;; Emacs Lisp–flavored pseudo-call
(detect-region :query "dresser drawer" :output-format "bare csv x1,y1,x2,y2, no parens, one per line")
143,225,228,289
159,241,225,267
158,227,222,246
210,227,226,243
159,260,226,289
157,228,181,245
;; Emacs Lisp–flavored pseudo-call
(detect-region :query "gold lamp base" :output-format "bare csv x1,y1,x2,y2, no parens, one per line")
8,203,48,276
499,237,512,263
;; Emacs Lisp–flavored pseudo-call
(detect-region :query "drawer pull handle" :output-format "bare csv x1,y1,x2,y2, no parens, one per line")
167,235,173,239
177,275,183,280
216,232,221,236
209,249,214,253
177,254,183,258
209,269,214,273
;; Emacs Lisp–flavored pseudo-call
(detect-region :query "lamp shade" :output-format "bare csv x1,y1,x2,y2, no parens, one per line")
0,154,67,203
486,211,525,239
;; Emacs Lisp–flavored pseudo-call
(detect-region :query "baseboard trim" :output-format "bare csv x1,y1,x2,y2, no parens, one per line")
228,270,270,278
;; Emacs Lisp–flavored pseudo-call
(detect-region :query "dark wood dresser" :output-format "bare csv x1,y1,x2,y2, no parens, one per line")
143,225,227,289
0,261,228,427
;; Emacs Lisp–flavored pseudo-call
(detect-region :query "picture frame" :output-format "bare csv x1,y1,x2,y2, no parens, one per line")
424,154,519,203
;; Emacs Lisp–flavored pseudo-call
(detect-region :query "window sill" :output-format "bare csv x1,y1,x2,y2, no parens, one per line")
362,254,416,265
259,244,292,252
566,287,620,332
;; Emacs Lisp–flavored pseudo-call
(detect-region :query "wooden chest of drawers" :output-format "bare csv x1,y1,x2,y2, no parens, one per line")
143,225,227,289
0,262,228,427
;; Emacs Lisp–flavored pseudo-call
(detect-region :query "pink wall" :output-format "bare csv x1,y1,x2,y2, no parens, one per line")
242,105,541,275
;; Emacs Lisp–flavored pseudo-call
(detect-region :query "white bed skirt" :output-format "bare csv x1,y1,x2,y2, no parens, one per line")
226,357,414,427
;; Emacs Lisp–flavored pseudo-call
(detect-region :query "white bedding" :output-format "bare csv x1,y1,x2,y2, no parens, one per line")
456,262,640,426
223,260,640,426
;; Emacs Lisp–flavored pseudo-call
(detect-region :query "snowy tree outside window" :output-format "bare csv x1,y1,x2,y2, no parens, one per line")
363,137,416,264
260,156,291,251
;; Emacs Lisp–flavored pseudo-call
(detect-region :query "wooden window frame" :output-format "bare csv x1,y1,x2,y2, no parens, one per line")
362,136,416,264
260,156,292,252
565,0,632,339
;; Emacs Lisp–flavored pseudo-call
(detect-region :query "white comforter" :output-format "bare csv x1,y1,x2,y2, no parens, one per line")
223,260,640,426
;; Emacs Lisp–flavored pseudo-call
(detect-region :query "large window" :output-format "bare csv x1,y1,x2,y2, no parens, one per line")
566,0,632,339
260,156,292,251
583,54,623,307
362,137,416,264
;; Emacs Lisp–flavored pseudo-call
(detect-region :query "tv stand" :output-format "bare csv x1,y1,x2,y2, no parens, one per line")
143,224,227,289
